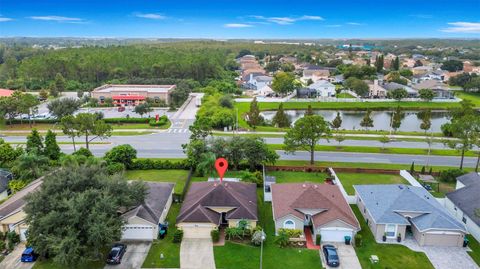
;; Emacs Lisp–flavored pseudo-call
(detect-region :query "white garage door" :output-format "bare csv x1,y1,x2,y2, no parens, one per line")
320,228,353,242
19,228,28,242
122,224,155,241
181,224,214,239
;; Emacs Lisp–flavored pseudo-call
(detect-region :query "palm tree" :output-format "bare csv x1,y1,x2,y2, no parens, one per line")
197,152,217,178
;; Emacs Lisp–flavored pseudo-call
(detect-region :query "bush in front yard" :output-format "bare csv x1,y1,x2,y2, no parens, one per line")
438,169,467,183
106,162,125,175
275,230,290,248
211,229,220,242
173,229,183,243
0,240,6,252
316,234,321,245
278,228,302,238
6,231,20,245
354,234,362,247
251,230,266,246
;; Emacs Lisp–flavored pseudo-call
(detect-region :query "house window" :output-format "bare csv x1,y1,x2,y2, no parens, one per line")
386,224,396,238
283,220,295,229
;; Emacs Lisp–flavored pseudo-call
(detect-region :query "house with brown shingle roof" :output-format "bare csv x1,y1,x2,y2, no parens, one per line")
271,183,360,244
176,181,257,239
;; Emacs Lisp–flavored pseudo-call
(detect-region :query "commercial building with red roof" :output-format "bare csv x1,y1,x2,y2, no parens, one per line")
0,89,14,97
91,84,175,106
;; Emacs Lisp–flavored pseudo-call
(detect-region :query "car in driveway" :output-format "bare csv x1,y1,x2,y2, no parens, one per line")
20,247,38,263
106,243,127,265
322,244,340,267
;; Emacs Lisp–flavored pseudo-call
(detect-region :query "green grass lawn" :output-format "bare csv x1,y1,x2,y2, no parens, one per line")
336,92,356,98
214,189,321,269
421,181,456,198
268,144,479,157
267,170,328,183
336,173,409,195
351,205,434,269
456,91,480,107
142,203,181,268
467,235,480,266
125,169,190,194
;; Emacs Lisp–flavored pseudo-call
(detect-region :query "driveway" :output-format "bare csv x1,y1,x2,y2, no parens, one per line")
403,238,478,269
104,242,151,269
320,243,361,269
180,238,215,269
0,243,35,269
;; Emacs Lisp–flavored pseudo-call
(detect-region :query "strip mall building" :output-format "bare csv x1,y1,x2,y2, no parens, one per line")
91,84,175,106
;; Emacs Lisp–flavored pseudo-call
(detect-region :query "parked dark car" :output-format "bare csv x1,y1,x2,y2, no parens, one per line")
106,243,127,265
423,183,433,191
117,106,125,112
322,244,340,267
20,247,38,262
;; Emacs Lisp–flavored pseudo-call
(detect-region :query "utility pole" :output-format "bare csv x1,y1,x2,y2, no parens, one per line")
260,230,265,269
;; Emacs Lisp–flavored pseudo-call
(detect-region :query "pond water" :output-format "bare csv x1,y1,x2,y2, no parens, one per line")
260,110,450,132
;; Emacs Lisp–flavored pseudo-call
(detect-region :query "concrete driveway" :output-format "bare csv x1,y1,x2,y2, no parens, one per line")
0,243,35,269
180,238,215,269
402,238,478,269
104,242,151,269
320,243,361,269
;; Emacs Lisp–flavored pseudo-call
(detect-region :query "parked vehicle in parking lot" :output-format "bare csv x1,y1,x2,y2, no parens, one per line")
21,247,39,262
118,106,125,112
322,244,340,267
106,243,127,265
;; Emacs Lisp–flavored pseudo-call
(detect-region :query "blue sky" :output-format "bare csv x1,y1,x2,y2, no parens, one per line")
0,0,479,38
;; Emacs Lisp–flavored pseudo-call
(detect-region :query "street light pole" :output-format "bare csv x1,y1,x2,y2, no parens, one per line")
260,230,265,269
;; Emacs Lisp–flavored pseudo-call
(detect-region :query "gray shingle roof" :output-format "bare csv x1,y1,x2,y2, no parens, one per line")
354,184,466,232
446,173,480,226
122,182,174,225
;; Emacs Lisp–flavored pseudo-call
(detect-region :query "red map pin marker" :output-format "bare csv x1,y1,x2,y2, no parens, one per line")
215,158,228,182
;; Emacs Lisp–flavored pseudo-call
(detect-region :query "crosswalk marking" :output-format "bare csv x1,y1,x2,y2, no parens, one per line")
166,128,189,133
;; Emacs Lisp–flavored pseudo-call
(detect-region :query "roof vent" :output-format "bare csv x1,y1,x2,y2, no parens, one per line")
314,185,318,189
213,183,217,187
302,184,306,188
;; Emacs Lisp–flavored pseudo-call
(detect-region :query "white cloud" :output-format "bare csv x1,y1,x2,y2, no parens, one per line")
250,15,323,25
0,17,13,22
28,16,83,22
441,22,480,33
224,23,253,28
134,13,166,20
326,24,342,28
347,22,363,26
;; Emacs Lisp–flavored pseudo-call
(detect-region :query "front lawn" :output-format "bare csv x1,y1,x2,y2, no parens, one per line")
125,169,189,194
214,190,321,269
467,235,480,266
336,173,409,195
351,205,434,269
267,171,328,184
142,203,181,268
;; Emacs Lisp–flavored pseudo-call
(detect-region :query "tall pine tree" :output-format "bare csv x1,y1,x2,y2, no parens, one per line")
272,103,291,128
44,130,61,160
360,109,374,130
305,105,315,116
331,112,342,130
26,129,44,154
247,97,263,130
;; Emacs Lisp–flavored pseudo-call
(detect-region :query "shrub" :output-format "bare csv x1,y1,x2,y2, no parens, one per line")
211,229,220,242
275,230,290,248
316,234,321,245
7,231,20,246
251,230,266,246
173,229,183,243
438,169,467,183
421,166,426,174
72,147,93,158
240,170,264,187
149,115,168,127
0,240,5,252
130,159,190,170
106,162,125,175
104,144,137,169
354,234,363,247
278,228,302,238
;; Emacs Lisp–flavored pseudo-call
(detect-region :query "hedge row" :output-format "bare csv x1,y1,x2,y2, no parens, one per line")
7,116,168,125
130,158,190,170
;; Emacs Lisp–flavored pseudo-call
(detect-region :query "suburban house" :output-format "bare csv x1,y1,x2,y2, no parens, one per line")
121,182,174,241
368,80,387,98
255,85,275,97
382,82,418,98
176,181,257,238
445,172,480,242
91,84,176,106
307,80,336,97
413,80,454,99
301,69,330,84
271,183,360,243
0,89,14,97
355,184,467,247
0,169,13,200
250,75,273,90
0,177,43,241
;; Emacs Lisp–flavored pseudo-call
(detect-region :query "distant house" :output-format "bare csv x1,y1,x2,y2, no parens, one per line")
301,69,330,84
251,75,273,90
177,181,257,239
272,183,360,243
445,172,480,242
412,80,454,99
355,184,467,247
0,89,14,97
121,182,174,241
0,178,43,242
279,56,298,64
255,85,275,97
368,80,387,98
0,169,13,200
382,82,418,98
307,80,336,97
296,88,317,98
330,74,345,84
